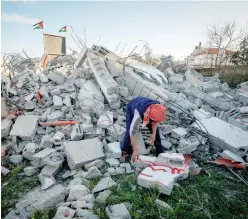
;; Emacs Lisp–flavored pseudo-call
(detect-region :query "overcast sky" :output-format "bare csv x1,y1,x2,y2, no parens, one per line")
1,1,248,59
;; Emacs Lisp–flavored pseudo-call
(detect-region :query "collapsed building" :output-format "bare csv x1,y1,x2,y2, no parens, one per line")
1,44,248,219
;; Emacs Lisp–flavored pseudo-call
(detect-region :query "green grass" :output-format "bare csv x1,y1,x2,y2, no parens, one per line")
1,164,40,217
2,162,248,219
93,164,248,219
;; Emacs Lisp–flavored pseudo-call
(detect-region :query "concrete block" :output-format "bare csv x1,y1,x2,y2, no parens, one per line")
155,153,185,167
106,158,120,167
24,101,36,110
22,142,39,160
84,159,104,170
105,142,122,158
161,139,172,149
64,138,104,170
9,155,23,164
71,201,94,209
237,92,248,105
96,190,112,203
77,194,95,203
193,117,248,156
10,115,39,140
61,125,72,137
31,148,55,167
71,124,84,140
76,209,99,219
54,206,75,219
220,150,245,163
51,131,65,145
51,88,61,96
97,111,114,128
107,124,126,141
24,166,40,176
81,113,91,125
41,164,61,176
240,106,248,114
38,174,56,190
41,134,53,148
106,203,131,219
85,166,102,179
172,127,187,139
82,124,94,133
132,155,156,168
67,185,90,201
177,136,200,154
44,152,64,167
48,71,66,84
53,96,63,109
92,177,117,193
137,164,187,195
74,47,88,68
1,119,13,137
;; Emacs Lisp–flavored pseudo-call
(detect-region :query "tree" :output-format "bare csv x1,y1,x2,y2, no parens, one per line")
205,21,238,68
231,35,248,66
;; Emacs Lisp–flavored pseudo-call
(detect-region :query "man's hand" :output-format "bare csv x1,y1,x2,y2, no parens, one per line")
150,133,156,145
131,149,139,162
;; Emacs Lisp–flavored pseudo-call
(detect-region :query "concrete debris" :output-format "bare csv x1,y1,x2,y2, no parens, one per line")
96,190,112,203
155,199,173,211
64,138,104,170
9,155,23,164
1,119,13,137
10,115,39,140
2,44,248,218
106,203,131,219
1,166,10,176
92,177,117,193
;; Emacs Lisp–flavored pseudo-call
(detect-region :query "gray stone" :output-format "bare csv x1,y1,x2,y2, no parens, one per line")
69,178,82,186
48,71,66,84
44,152,64,167
85,166,102,179
51,131,65,145
10,115,39,140
50,88,61,96
107,167,117,175
82,124,94,133
22,142,39,160
107,124,126,141
115,167,125,175
84,159,104,170
61,125,72,137
71,201,94,209
92,177,117,193
63,138,104,170
1,119,13,137
125,163,134,174
53,206,75,219
81,113,91,125
73,170,88,178
71,124,84,141
96,190,112,203
9,155,23,164
24,101,36,110
105,142,122,158
97,111,114,128
106,203,131,219
24,166,40,176
38,174,56,190
67,185,90,201
31,148,55,167
155,199,173,211
106,158,120,167
41,164,61,176
63,96,72,106
41,134,53,148
53,96,63,109
47,111,64,121
76,208,99,219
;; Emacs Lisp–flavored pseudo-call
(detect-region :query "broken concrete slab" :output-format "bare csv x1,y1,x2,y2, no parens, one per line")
171,127,187,139
84,159,104,170
155,153,185,167
67,185,90,201
54,206,76,219
44,152,64,167
47,110,64,121
85,166,102,179
193,117,248,156
41,134,53,148
107,124,126,141
51,131,65,145
64,138,104,170
24,166,40,176
106,203,131,219
47,71,66,85
95,190,112,203
105,142,122,158
92,177,117,193
41,164,61,176
53,95,63,109
9,155,23,164
31,148,55,167
22,142,39,160
177,136,200,154
97,111,114,128
220,150,245,163
10,115,39,140
77,194,95,203
1,119,13,138
71,124,84,140
106,158,120,167
38,174,56,190
76,209,99,219
74,47,88,68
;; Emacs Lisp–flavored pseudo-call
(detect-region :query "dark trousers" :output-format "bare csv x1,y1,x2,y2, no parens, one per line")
121,123,164,156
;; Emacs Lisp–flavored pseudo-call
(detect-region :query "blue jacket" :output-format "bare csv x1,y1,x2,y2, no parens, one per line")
126,97,159,136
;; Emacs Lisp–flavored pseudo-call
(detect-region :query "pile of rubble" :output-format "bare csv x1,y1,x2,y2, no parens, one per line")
1,44,248,219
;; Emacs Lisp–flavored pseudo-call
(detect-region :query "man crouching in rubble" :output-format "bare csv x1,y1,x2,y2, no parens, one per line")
121,96,166,162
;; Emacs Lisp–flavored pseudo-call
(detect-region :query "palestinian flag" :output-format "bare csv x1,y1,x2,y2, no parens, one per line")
59,26,67,32
33,21,43,30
